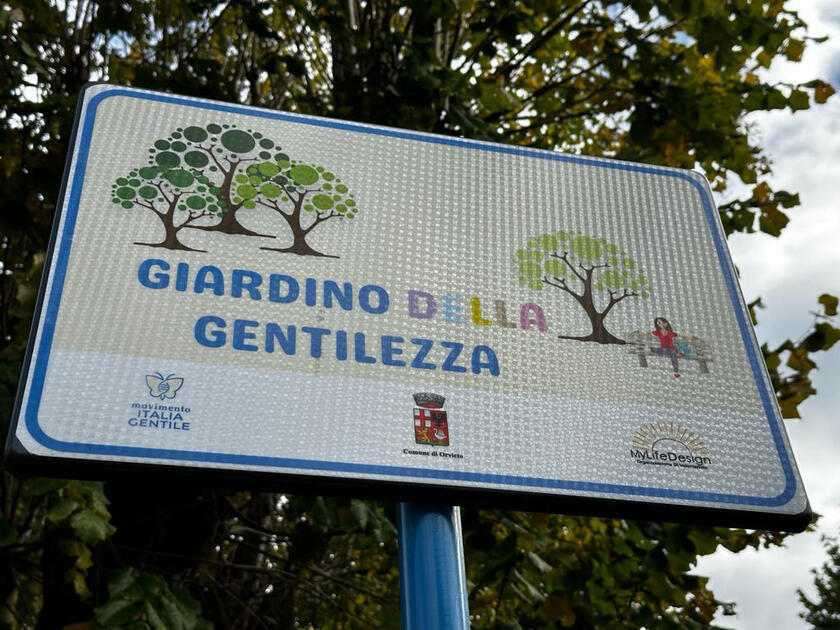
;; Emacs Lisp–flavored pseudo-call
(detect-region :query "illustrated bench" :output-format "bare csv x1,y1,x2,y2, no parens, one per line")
624,330,712,374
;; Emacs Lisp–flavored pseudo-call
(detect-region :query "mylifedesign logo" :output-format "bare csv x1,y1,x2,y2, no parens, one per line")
630,422,711,469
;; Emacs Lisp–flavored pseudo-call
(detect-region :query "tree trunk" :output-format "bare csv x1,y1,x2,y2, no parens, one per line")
135,216,205,252
329,2,361,120
260,220,338,258
588,314,626,344
190,163,273,238
558,275,626,344
559,317,626,345
188,206,272,238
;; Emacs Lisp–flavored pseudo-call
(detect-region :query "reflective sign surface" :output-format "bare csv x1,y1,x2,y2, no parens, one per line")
7,84,809,530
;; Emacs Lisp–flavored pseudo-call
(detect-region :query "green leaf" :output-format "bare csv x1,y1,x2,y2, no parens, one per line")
94,597,145,625
70,568,91,598
789,90,810,111
756,50,773,68
804,323,840,352
764,349,781,371
70,508,115,544
766,88,787,110
107,567,139,598
25,478,68,496
46,499,78,523
687,528,719,555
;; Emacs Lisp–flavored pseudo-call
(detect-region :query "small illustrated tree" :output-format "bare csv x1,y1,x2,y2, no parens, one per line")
247,158,358,258
145,123,287,237
514,231,651,344
110,165,220,251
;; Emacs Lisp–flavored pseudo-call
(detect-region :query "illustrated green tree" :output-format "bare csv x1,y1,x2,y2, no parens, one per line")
515,231,651,344
246,158,358,258
145,123,288,237
110,163,220,251
798,535,840,628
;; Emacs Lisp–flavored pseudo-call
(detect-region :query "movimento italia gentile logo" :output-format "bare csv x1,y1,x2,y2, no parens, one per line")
630,422,711,469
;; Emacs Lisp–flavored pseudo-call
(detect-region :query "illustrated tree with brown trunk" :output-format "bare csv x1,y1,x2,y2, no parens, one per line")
110,165,220,252
514,231,651,344
247,159,358,258
145,123,287,237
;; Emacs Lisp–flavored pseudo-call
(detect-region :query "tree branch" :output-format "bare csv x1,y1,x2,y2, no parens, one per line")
498,0,592,77
303,210,339,235
198,143,227,171
256,197,291,218
152,181,171,204
600,288,639,318
584,261,610,272
237,540,393,604
542,276,583,302
290,188,321,220
550,250,586,282
178,208,215,229
277,181,295,202
503,17,685,117
134,199,164,216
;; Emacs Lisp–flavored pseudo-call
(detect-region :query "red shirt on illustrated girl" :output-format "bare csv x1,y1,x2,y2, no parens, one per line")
651,317,681,378
653,328,678,349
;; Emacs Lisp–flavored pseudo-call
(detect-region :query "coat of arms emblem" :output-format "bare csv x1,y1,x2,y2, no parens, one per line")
413,392,449,446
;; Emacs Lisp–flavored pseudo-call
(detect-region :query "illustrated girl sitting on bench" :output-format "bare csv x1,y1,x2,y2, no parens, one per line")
651,317,684,378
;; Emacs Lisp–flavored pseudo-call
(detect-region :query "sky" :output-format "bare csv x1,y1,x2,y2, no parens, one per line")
694,2,840,627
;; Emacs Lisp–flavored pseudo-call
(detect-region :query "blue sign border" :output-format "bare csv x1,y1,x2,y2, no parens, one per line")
21,86,798,508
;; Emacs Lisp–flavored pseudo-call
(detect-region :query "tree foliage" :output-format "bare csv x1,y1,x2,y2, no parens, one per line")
111,121,357,256
1,0,839,628
111,164,220,251
138,123,287,237
799,535,840,629
250,158,358,257
515,231,651,344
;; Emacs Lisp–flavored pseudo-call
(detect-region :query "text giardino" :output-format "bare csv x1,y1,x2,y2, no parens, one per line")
136,259,512,375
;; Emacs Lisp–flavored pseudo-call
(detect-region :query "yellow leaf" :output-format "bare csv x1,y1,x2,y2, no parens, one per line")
67,568,91,599
753,181,771,202
757,50,772,68
542,596,576,627
815,82,836,104
819,293,838,317
786,39,804,62
779,397,802,419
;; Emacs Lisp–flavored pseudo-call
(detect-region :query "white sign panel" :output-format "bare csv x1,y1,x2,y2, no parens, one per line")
7,84,809,530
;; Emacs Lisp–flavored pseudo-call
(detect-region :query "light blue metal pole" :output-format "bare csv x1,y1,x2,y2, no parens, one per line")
397,503,470,630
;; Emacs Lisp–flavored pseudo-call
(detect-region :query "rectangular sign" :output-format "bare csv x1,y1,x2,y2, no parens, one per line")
6,84,810,530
